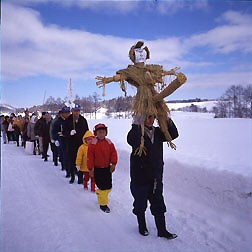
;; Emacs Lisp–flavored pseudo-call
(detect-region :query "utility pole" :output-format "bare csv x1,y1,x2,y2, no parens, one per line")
65,78,75,109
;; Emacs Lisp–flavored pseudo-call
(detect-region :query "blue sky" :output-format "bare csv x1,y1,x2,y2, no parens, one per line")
1,0,252,108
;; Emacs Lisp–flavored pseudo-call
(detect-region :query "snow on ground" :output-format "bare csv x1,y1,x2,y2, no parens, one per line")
1,112,252,252
167,100,217,111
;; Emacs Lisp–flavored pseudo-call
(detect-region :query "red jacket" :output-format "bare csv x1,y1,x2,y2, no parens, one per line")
87,137,118,170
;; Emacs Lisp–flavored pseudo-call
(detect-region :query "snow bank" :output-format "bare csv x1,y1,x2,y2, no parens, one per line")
1,112,251,252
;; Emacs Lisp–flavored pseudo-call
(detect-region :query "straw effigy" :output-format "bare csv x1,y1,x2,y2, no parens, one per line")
95,41,187,155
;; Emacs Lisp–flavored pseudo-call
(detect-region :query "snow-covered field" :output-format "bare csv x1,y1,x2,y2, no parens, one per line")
1,111,252,252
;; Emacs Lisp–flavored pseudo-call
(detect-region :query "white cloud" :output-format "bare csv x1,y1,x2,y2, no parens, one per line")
2,2,252,95
185,71,252,90
4,0,209,15
185,10,252,54
216,10,252,25
1,2,187,81
155,0,208,15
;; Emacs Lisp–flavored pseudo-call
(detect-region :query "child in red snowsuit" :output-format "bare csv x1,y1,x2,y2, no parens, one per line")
87,123,118,213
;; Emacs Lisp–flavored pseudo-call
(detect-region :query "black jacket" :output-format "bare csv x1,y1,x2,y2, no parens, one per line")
52,116,67,141
127,124,166,185
34,118,44,137
63,114,89,155
40,119,51,142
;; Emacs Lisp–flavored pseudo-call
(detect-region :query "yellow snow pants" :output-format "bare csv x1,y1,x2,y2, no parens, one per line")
96,188,112,206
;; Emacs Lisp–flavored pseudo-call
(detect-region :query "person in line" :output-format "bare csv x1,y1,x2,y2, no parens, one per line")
0,115,4,138
7,115,15,143
1,115,8,144
63,104,89,184
27,115,38,154
52,106,71,176
34,112,47,155
87,123,118,213
24,109,30,120
50,111,60,166
127,115,177,239
22,116,30,148
40,112,52,162
76,130,96,191
13,115,24,147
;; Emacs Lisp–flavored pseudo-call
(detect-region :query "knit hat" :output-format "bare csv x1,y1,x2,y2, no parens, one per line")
93,123,107,136
72,104,81,111
61,106,70,113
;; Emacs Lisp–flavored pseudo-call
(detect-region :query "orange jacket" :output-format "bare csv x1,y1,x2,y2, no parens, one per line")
87,137,118,170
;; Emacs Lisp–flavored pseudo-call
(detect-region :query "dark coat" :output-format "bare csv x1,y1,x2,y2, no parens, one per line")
127,124,166,185
34,118,44,137
52,116,66,142
63,114,89,156
40,119,51,142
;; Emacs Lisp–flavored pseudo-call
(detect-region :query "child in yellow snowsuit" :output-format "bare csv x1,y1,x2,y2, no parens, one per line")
76,130,96,191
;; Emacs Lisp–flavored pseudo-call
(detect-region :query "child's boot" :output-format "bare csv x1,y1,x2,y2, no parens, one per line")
84,181,88,190
91,178,96,192
77,171,83,184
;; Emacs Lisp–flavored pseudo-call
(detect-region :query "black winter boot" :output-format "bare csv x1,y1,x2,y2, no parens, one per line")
137,214,149,236
77,171,83,184
154,215,177,239
69,176,75,184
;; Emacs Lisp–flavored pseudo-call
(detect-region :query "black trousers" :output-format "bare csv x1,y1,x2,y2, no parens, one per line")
94,167,112,190
130,179,166,216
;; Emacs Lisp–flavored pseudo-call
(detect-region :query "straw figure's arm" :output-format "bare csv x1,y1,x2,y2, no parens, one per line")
96,74,122,96
95,74,121,87
153,71,187,103
161,67,180,77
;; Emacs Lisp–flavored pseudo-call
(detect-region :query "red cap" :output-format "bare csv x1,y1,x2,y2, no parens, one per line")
93,123,107,135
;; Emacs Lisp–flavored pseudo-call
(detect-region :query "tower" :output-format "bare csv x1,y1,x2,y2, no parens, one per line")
65,78,75,108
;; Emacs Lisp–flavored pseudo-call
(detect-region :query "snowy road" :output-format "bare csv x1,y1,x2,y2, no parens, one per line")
1,143,251,252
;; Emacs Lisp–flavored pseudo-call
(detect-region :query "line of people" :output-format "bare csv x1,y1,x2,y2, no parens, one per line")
1,105,118,214
1,108,177,237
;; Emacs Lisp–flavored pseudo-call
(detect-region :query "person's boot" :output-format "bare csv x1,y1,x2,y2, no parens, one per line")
137,214,149,236
69,176,75,184
100,205,110,213
84,181,88,190
61,163,65,171
154,215,177,239
77,171,83,184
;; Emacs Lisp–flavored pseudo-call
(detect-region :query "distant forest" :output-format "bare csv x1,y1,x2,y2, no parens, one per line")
14,84,252,119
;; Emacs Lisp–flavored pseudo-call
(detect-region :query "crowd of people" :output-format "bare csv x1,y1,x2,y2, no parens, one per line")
1,105,118,214
1,107,177,239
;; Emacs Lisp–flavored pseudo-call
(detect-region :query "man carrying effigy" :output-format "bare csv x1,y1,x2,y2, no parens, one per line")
96,41,187,155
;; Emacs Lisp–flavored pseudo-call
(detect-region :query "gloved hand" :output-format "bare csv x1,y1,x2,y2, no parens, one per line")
58,131,63,137
110,164,116,173
89,169,94,177
70,129,76,136
51,139,55,143
55,140,60,147
76,166,81,171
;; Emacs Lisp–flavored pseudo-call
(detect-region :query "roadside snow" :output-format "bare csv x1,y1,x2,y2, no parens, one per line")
1,112,252,252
